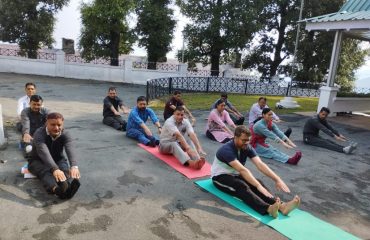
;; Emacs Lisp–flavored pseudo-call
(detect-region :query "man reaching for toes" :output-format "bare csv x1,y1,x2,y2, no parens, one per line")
211,125,300,218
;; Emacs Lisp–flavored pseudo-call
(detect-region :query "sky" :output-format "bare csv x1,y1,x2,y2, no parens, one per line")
52,0,369,88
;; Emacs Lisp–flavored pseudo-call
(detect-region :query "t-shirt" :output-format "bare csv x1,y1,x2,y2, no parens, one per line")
163,97,184,120
160,115,194,143
103,96,123,118
211,140,257,177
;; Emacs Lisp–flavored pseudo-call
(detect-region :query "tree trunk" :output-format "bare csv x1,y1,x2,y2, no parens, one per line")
110,27,120,66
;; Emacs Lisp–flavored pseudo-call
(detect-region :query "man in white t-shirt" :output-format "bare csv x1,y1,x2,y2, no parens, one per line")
16,83,37,131
159,106,207,169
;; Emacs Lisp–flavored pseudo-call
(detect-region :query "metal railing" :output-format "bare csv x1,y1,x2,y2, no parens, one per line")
146,76,322,101
0,47,56,61
65,55,124,66
132,61,179,71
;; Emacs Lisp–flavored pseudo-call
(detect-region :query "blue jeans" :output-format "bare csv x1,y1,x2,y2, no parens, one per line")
126,128,158,145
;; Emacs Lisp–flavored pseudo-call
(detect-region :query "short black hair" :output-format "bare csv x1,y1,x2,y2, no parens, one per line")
174,106,185,112
47,112,64,121
234,125,251,137
137,96,146,102
30,95,43,102
108,87,117,92
320,107,330,114
173,90,181,95
215,99,225,108
262,108,271,115
258,96,267,102
25,82,36,88
221,93,228,98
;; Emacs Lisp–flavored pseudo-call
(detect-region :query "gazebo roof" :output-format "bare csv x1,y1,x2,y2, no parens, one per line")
302,0,370,41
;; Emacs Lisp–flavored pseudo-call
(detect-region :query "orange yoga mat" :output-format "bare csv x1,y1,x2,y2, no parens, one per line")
138,143,211,179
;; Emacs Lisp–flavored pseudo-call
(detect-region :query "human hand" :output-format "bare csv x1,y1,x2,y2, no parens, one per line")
23,133,33,143
114,111,121,116
282,141,293,149
191,117,196,126
275,179,290,193
157,127,162,134
335,135,346,142
53,169,67,182
257,185,274,198
70,167,80,179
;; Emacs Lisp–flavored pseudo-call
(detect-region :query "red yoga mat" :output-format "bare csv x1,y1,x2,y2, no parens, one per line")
138,143,211,179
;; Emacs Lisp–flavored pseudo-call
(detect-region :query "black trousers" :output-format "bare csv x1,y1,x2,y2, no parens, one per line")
212,174,276,215
303,134,344,153
103,116,127,130
28,159,69,192
230,114,245,125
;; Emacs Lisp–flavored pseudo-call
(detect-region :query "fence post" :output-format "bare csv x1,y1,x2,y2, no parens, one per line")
0,104,6,150
244,78,248,94
146,80,150,103
169,77,173,95
123,59,132,83
206,77,210,93
55,50,65,77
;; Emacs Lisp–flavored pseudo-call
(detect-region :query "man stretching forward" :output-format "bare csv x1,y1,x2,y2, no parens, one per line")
160,106,206,169
126,96,162,147
28,113,81,199
211,125,300,218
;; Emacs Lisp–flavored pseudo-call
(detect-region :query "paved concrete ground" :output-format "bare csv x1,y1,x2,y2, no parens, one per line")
0,73,369,240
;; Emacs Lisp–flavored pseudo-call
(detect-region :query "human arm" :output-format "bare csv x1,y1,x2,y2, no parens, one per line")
271,124,296,147
188,132,206,156
20,109,33,142
63,131,80,179
119,104,130,114
183,105,196,126
322,120,345,141
229,160,274,198
256,122,293,149
250,155,290,193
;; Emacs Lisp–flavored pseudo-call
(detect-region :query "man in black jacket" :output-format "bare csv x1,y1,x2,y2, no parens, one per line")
28,112,81,199
303,107,356,154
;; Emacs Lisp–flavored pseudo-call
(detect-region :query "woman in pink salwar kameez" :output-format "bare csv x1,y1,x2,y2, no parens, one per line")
206,99,237,143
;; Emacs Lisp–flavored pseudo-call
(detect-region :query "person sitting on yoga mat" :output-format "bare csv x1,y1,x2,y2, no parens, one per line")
126,96,162,147
163,90,195,125
160,106,207,169
211,93,245,125
206,99,236,143
303,107,357,154
251,108,301,165
211,125,300,218
28,112,81,199
248,96,292,138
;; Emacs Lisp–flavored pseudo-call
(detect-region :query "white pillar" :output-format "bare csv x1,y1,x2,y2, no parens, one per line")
178,63,188,76
55,50,65,77
0,104,6,148
123,59,132,83
318,86,339,116
326,31,343,87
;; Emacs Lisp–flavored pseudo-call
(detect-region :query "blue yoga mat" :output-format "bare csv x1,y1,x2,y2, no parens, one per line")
195,179,360,240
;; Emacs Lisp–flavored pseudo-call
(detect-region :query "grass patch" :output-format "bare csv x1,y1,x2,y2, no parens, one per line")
149,93,319,114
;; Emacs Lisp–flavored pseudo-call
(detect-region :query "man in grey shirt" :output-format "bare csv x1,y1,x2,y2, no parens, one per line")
28,112,81,199
159,106,207,169
20,95,49,154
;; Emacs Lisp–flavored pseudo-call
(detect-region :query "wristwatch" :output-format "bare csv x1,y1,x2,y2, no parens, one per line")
72,166,79,169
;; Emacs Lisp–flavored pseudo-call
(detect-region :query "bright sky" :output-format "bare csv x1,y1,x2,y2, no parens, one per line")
52,0,189,60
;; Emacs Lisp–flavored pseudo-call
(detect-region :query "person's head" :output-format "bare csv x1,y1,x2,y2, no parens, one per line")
25,83,36,97
262,108,273,121
107,87,117,99
318,107,330,120
173,90,181,101
29,95,43,112
46,112,64,137
258,97,267,109
220,93,228,101
215,99,226,112
136,96,147,110
173,106,185,123
234,126,251,150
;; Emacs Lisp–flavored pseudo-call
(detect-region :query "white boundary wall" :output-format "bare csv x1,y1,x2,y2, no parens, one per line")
0,50,187,85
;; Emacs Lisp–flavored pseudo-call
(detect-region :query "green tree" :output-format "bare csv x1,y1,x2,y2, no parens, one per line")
0,0,69,58
79,0,135,66
135,0,176,69
177,0,263,76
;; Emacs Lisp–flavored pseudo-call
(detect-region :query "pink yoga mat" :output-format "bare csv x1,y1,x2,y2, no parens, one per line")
138,143,211,179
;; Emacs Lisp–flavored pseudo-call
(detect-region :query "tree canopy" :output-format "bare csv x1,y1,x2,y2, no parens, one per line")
0,0,69,58
135,0,176,69
79,0,135,66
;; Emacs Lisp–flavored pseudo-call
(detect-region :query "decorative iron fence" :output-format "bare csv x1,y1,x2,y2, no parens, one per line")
146,76,322,101
0,47,56,61
132,61,179,72
65,55,124,66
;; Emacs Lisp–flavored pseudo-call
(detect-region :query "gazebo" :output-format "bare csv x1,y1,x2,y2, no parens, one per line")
302,0,370,115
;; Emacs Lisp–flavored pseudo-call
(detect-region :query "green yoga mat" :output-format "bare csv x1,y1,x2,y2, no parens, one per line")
195,179,360,240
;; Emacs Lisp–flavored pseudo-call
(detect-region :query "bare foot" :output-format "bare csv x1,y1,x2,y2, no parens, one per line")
279,195,301,215
187,159,205,169
267,198,281,219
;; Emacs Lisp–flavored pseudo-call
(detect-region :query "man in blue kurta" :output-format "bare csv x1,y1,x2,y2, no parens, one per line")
126,96,162,147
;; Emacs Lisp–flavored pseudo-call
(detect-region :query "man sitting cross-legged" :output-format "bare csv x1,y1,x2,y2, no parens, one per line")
211,125,300,218
159,106,207,169
28,112,81,199
126,96,162,147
